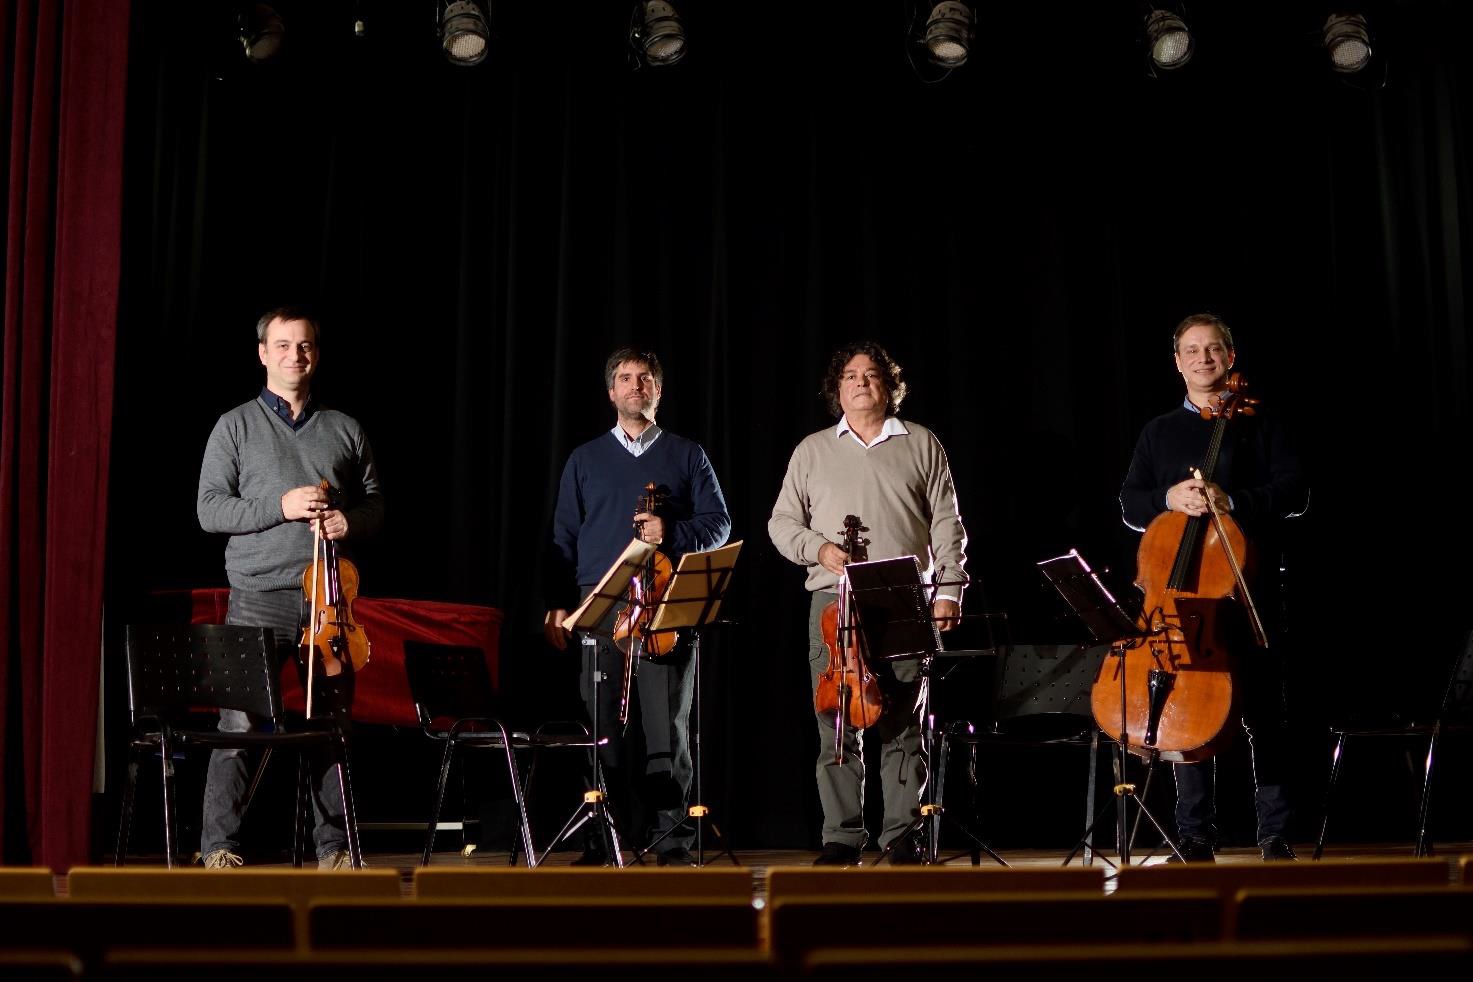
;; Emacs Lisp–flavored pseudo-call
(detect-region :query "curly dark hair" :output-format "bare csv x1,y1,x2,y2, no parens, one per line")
822,341,907,418
1171,312,1235,352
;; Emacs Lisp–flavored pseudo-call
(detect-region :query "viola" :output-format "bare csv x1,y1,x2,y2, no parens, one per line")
299,480,370,718
1092,372,1266,762
815,515,886,763
613,482,677,723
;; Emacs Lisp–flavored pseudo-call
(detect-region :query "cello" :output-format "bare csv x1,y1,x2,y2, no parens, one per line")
300,480,370,718
613,482,677,723
1092,372,1269,763
815,515,886,763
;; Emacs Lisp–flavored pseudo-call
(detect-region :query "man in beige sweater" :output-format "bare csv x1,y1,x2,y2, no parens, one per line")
769,341,968,865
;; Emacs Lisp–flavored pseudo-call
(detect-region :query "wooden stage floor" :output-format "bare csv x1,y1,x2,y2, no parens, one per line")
335,840,1473,876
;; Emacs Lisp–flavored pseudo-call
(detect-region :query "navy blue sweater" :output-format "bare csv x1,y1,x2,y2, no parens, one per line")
547,430,731,608
1119,404,1308,536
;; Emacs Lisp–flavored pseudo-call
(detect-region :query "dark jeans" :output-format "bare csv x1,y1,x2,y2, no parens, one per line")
1173,653,1292,844
199,587,350,861
579,627,695,855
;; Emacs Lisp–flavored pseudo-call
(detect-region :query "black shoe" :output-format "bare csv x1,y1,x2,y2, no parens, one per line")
1170,835,1216,863
812,842,863,866
887,842,926,865
571,843,610,866
1259,836,1297,861
656,847,698,867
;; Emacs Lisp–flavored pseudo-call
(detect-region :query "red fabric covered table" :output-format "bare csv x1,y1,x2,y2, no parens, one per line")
182,589,502,726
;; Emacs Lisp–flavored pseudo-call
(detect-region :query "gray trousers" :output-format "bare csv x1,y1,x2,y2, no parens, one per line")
579,629,695,854
199,587,348,861
807,591,926,851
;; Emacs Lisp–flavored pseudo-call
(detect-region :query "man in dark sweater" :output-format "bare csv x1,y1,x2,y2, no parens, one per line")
196,307,384,869
545,348,731,866
1120,312,1307,862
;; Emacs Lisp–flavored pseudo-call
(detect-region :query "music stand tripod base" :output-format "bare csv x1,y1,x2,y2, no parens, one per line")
630,542,744,867
1037,550,1183,867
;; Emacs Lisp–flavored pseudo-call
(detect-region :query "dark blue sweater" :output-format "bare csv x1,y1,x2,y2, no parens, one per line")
547,430,731,608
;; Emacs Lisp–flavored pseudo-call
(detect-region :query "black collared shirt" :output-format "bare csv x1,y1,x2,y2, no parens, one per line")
260,387,315,430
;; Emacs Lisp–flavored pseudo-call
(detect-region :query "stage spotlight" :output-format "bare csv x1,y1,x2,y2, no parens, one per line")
924,1,973,68
237,4,284,63
441,0,490,67
630,1,687,67
1145,8,1193,71
1323,13,1372,73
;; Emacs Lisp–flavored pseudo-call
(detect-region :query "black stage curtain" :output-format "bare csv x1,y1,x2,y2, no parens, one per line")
108,1,1473,850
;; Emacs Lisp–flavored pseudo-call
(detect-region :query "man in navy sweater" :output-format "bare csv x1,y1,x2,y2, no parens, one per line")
545,348,731,865
1120,312,1307,862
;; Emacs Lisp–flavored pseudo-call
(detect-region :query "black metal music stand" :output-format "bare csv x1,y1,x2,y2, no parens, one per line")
1038,549,1184,867
633,541,743,867
536,540,657,867
842,557,1009,867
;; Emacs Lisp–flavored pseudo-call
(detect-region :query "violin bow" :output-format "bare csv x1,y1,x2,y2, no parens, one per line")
1192,468,1270,648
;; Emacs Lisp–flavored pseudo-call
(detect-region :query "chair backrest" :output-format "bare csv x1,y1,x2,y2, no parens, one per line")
1115,858,1452,895
767,891,1223,963
67,867,403,903
414,867,755,901
402,641,497,726
0,868,57,899
767,866,1104,901
988,642,1108,736
1437,629,1473,724
125,624,283,722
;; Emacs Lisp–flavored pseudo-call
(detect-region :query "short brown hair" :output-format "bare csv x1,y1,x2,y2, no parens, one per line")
1172,312,1234,352
255,306,322,345
603,348,663,390
822,341,907,418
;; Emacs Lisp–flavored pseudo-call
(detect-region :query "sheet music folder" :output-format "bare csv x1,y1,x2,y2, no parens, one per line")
844,556,943,661
561,538,657,633
1035,548,1137,644
647,541,742,633
561,539,742,634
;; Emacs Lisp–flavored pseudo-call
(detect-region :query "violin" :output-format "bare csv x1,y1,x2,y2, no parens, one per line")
1092,372,1266,762
299,480,370,717
815,515,886,763
613,482,677,723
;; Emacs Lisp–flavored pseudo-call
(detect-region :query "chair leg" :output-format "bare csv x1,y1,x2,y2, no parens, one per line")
495,725,537,868
423,739,456,866
1313,732,1349,860
159,731,176,869
115,746,141,867
1083,728,1101,865
293,752,309,868
1415,726,1441,858
335,736,363,870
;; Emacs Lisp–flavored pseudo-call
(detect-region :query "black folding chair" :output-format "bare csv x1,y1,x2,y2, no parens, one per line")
403,641,597,867
115,624,362,868
933,642,1117,863
1315,629,1473,858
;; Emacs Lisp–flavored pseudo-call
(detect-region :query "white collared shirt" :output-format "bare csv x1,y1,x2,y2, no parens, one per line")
612,422,662,457
836,415,908,449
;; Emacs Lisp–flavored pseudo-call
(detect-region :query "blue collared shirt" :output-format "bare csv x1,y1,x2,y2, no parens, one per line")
261,387,315,430
611,422,662,457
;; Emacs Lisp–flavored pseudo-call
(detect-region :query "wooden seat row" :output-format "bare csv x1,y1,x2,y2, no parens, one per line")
86,939,1473,982
1,856,1462,904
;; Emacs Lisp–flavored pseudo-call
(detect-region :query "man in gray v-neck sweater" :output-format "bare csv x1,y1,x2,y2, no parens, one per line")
195,307,383,870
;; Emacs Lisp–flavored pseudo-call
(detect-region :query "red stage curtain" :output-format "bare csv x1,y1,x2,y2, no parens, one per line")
1,0,130,870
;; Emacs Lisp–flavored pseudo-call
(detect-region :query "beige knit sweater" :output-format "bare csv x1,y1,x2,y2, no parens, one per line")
768,419,968,598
